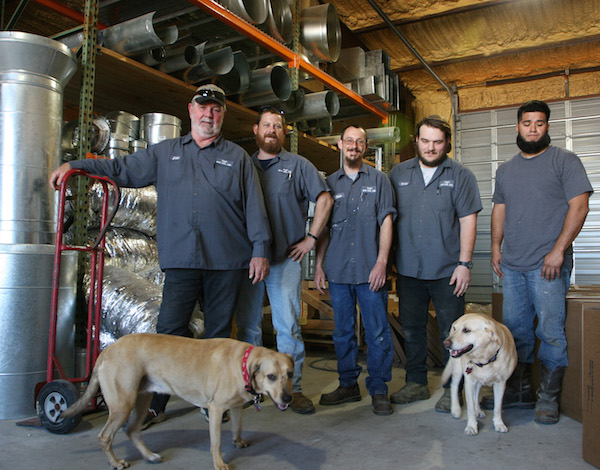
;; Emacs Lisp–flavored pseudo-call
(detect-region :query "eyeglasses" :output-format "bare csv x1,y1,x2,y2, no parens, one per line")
342,138,366,146
259,105,285,116
193,89,225,103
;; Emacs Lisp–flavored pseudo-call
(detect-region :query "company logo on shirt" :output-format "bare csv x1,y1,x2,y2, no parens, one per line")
170,155,181,161
216,159,233,167
278,168,292,177
362,186,376,194
334,193,344,200
439,180,455,188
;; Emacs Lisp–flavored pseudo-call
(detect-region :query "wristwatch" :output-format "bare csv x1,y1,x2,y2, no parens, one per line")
458,261,473,270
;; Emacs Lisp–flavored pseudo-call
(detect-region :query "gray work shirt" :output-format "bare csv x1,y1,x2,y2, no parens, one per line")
70,133,271,270
323,163,397,285
492,145,593,271
389,156,482,280
252,149,329,262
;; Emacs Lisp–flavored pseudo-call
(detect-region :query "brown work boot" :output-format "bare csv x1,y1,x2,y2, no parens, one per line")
320,384,361,406
290,392,315,414
534,364,565,425
371,394,393,416
390,382,430,404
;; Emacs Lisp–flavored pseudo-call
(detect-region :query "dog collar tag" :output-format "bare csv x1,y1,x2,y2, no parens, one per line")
253,394,262,412
466,366,473,374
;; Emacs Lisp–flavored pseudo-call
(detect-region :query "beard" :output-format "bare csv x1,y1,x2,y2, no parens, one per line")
517,132,551,155
418,153,447,167
256,133,283,154
194,118,222,139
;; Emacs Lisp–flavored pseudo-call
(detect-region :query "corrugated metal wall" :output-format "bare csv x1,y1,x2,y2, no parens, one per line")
456,97,600,304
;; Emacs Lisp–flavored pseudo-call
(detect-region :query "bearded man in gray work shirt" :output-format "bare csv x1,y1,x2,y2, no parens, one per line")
314,124,397,416
388,115,482,413
49,84,271,425
234,106,333,415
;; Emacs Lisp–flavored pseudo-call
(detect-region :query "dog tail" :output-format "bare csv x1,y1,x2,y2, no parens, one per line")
60,368,101,419
441,359,452,386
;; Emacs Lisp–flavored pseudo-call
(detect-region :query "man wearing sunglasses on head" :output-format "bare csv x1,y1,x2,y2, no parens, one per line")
49,84,272,426
234,106,333,414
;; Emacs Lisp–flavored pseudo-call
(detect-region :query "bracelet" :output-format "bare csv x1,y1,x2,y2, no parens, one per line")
307,232,318,241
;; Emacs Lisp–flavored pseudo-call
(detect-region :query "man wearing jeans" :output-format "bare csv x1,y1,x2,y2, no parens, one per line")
388,115,482,412
484,100,592,424
315,125,396,416
234,106,333,414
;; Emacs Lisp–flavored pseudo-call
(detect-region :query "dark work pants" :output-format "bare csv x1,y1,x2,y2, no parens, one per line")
150,268,246,413
398,274,465,386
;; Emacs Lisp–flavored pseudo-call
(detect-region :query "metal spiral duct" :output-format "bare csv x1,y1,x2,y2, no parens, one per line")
102,11,178,57
221,0,269,25
182,43,235,84
238,65,292,108
300,4,342,62
286,90,340,122
216,50,251,95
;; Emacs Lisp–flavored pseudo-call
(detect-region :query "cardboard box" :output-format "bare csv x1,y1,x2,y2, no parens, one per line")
582,306,600,468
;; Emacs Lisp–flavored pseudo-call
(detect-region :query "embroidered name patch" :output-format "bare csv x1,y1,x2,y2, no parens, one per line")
398,181,410,186
334,193,344,200
170,155,181,161
216,159,233,167
439,180,455,188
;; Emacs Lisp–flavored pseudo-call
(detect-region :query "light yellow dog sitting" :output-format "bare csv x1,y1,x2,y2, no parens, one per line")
442,313,517,436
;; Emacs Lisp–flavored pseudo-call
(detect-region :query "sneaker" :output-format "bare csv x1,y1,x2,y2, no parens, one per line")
140,409,167,430
291,392,315,414
390,382,430,404
200,407,230,423
371,394,393,416
434,388,452,413
319,384,361,406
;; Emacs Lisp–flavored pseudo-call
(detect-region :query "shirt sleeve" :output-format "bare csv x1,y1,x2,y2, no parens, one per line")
69,146,159,188
377,172,397,226
561,152,594,201
299,157,330,202
455,166,483,218
492,164,506,204
242,153,272,258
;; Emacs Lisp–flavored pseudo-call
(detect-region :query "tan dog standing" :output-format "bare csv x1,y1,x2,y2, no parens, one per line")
441,313,517,435
61,334,293,470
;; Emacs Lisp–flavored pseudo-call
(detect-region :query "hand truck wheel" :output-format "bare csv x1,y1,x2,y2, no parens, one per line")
36,379,82,434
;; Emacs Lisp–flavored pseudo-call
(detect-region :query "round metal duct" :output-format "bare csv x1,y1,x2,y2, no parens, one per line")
300,4,341,62
140,113,182,146
260,0,293,44
0,32,77,244
133,47,167,67
102,11,178,57
222,0,268,25
239,65,292,107
182,44,235,83
159,44,201,74
286,90,340,122
216,50,251,95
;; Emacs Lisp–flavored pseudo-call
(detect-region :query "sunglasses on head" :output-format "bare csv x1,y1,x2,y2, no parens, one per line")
194,89,225,103
259,105,285,116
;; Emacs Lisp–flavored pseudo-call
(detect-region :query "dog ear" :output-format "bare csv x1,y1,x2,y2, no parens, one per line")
484,326,502,346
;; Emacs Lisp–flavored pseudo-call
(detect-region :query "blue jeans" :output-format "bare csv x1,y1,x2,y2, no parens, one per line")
328,282,393,396
158,268,245,339
501,264,570,370
235,258,306,392
397,275,465,385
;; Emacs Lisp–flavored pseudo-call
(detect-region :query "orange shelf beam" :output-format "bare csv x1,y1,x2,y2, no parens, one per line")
189,0,389,124
32,0,108,29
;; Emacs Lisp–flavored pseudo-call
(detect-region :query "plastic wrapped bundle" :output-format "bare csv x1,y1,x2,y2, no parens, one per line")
88,183,157,236
90,227,158,273
88,266,205,349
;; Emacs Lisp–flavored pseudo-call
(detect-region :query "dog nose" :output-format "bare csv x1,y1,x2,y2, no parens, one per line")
283,392,292,404
443,338,452,349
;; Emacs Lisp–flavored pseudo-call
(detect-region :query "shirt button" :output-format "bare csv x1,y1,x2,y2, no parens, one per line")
194,192,198,196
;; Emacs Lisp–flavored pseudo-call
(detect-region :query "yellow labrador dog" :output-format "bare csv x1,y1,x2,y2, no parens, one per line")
61,333,293,470
441,313,517,436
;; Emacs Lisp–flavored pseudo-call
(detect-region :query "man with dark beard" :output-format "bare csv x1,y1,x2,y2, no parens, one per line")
481,100,592,424
234,106,333,414
388,115,482,412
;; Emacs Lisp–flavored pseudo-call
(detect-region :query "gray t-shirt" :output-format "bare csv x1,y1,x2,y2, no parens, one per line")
492,145,593,271
251,149,329,262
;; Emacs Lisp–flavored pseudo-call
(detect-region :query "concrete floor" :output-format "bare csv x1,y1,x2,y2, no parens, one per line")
0,352,593,470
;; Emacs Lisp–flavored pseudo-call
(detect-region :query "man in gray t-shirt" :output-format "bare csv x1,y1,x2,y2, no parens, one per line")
484,100,593,425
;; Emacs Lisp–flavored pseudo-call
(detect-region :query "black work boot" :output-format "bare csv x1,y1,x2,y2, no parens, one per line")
534,364,565,424
480,362,535,410
320,384,361,406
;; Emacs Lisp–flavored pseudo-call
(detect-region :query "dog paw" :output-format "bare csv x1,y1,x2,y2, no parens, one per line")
494,421,508,433
464,425,479,436
146,452,163,463
234,439,249,448
451,411,461,419
112,459,130,469
476,410,485,419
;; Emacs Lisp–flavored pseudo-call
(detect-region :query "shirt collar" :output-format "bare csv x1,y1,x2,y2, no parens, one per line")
407,155,452,171
335,162,370,180
183,132,225,149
